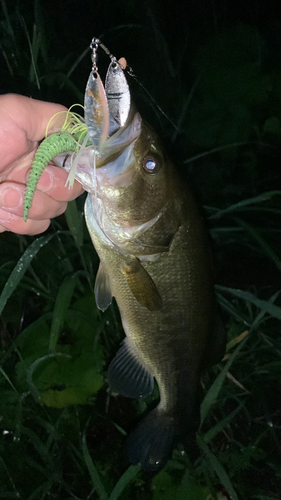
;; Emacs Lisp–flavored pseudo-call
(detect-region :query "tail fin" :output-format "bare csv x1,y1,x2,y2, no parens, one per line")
125,407,175,471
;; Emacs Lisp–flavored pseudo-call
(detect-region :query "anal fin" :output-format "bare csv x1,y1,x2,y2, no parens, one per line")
94,261,112,312
121,258,162,311
107,338,154,398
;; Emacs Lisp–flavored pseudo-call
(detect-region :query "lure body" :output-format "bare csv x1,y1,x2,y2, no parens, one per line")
23,131,77,221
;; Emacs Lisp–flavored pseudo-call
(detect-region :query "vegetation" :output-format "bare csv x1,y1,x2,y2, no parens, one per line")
1,1,280,498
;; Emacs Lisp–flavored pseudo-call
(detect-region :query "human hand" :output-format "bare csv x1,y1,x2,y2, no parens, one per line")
0,94,84,235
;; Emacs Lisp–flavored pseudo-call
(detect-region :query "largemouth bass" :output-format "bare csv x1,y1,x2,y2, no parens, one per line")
57,44,225,471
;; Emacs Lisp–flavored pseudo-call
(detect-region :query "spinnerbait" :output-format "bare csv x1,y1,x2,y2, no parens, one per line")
23,38,127,221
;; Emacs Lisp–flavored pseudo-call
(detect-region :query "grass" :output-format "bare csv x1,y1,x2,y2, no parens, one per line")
1,1,281,499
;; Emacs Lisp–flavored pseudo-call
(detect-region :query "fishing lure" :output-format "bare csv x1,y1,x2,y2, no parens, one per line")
23,38,130,222
23,131,77,221
23,104,90,221
23,40,105,221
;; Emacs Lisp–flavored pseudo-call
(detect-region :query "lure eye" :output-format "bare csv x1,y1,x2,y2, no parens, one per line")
142,156,160,174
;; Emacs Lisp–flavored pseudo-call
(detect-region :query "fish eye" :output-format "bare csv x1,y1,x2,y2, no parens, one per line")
142,156,161,174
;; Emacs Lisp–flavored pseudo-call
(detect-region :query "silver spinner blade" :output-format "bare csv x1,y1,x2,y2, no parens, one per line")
105,60,131,129
84,70,109,150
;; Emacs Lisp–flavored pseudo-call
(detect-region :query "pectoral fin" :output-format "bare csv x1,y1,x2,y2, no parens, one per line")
121,258,162,311
94,261,112,312
107,338,154,398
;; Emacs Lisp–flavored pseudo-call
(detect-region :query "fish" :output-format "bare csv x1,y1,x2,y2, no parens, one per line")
56,54,226,471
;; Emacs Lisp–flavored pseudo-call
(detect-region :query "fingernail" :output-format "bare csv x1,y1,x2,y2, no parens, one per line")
0,186,23,209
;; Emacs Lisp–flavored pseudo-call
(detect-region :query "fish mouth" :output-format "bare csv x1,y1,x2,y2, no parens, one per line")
62,110,142,193
95,111,142,186
97,110,141,167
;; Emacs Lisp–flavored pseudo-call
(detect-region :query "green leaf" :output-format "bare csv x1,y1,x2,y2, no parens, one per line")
208,191,281,220
64,199,84,247
20,426,52,466
233,217,281,272
197,435,239,500
216,286,281,320
0,234,54,316
200,337,248,424
15,299,104,407
109,464,141,500
185,141,249,165
204,405,243,443
0,367,17,393
49,272,81,352
82,432,109,500
0,454,20,496
26,351,103,408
